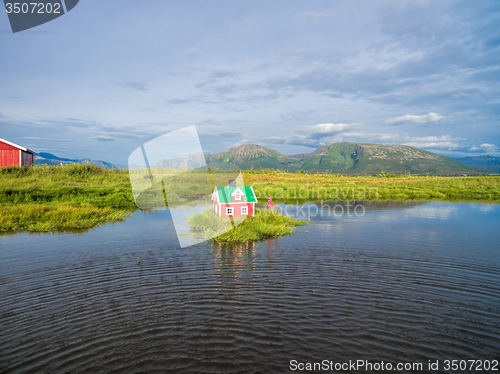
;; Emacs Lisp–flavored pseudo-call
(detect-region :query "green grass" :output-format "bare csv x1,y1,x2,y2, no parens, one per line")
0,203,129,232
187,208,308,244
0,164,136,232
1,165,499,234
244,170,500,203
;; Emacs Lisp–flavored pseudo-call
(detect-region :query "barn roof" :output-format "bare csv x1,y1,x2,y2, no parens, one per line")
0,138,37,154
214,186,257,204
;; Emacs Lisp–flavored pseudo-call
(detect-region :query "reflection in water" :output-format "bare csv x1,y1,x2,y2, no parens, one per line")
278,200,428,221
211,242,256,290
0,201,499,373
313,199,427,211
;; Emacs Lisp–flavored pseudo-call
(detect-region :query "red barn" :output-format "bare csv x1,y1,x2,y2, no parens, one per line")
0,138,37,168
212,186,257,217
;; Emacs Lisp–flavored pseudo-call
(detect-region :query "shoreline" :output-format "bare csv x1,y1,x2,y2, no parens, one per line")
1,165,499,234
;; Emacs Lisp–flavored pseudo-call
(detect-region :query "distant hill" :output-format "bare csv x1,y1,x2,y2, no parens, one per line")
454,155,500,174
36,143,487,176
156,154,205,169
155,143,484,176
35,152,122,169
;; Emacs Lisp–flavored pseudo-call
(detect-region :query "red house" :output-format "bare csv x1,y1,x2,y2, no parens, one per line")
212,186,257,217
0,139,37,168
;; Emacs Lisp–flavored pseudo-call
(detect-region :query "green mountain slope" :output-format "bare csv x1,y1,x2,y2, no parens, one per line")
351,144,479,175
206,144,300,170
155,143,484,176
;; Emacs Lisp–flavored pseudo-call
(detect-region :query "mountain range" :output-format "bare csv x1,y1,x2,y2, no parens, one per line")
454,155,500,174
36,143,494,176
34,152,122,169
157,142,488,176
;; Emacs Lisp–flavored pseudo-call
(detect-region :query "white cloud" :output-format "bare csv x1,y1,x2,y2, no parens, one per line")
260,126,464,152
287,123,361,146
469,143,497,153
303,123,359,136
403,135,461,149
282,134,327,147
386,113,445,126
258,123,361,148
479,143,496,153
335,132,400,143
259,125,406,148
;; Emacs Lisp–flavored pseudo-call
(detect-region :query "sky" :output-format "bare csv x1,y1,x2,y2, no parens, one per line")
0,0,499,164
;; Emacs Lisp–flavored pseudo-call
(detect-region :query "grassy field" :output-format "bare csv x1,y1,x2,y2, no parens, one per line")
1,165,499,234
0,164,135,232
187,208,307,244
244,170,500,203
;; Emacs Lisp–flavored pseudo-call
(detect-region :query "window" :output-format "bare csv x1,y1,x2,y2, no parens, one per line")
226,207,233,215
235,193,241,201
241,206,248,215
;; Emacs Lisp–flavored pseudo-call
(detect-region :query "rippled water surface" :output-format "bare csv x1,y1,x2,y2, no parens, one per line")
1,201,499,373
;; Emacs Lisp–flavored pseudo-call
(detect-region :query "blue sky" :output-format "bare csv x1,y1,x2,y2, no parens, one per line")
1,0,499,164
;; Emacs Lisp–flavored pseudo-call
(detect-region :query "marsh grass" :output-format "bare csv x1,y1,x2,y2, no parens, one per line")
243,171,500,202
187,208,234,237
0,203,129,232
188,208,307,244
0,164,135,232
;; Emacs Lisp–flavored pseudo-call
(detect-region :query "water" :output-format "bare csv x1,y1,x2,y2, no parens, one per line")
1,201,499,373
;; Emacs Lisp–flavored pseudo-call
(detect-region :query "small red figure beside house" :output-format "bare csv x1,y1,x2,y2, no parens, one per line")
0,138,37,168
212,186,257,217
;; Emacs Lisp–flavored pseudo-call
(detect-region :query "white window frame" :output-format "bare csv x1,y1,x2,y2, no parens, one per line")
235,193,241,201
226,207,233,216
241,206,248,215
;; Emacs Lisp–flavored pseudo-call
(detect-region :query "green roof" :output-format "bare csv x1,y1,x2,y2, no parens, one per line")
216,186,257,204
